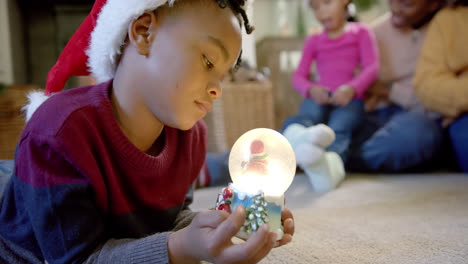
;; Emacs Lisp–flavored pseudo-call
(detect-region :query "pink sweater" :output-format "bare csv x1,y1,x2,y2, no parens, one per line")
293,22,379,99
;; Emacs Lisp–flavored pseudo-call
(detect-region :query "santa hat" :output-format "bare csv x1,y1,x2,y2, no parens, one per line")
250,139,267,159
24,0,174,121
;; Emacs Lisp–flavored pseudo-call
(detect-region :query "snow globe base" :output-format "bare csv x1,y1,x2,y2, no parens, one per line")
215,184,284,240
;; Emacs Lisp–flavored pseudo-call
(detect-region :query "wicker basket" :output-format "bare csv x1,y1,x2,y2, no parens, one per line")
204,79,275,153
0,85,41,159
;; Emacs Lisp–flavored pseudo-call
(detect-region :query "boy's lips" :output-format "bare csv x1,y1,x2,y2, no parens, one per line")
196,101,212,114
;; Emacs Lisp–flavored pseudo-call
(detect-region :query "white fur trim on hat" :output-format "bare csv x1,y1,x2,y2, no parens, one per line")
86,0,176,83
22,91,51,121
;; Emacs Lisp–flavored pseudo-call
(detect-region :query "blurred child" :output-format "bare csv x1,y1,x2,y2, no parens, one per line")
414,0,468,172
0,0,294,263
282,0,379,192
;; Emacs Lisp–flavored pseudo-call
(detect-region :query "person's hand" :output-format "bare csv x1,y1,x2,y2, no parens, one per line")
365,82,390,111
168,206,277,264
308,85,330,105
275,207,294,248
330,85,355,106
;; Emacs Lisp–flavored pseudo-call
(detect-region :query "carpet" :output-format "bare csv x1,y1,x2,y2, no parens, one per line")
191,173,468,263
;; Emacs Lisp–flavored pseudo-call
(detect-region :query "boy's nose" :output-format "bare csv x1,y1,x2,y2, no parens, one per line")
207,83,222,100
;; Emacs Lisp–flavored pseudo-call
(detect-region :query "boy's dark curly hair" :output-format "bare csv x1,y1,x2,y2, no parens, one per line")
217,0,255,34
157,0,255,71
216,0,255,71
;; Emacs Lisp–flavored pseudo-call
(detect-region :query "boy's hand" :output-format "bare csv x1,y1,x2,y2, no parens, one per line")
169,206,277,264
275,207,294,248
308,85,330,105
330,85,355,106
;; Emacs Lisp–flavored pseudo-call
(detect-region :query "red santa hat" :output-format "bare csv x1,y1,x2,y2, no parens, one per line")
250,139,265,156
24,0,174,120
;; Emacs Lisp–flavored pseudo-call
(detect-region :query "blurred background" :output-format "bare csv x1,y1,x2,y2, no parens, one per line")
0,0,388,88
0,0,389,158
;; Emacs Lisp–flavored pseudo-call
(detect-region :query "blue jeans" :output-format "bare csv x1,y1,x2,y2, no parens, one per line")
448,114,468,172
347,106,443,172
282,99,364,163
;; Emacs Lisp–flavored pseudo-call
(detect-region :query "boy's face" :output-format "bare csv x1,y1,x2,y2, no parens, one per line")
309,0,349,32
388,0,442,29
132,3,242,130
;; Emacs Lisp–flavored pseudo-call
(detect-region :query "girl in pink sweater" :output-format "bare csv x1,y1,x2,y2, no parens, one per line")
283,0,379,192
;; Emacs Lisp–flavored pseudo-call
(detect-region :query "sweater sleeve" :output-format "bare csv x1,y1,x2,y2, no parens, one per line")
292,36,319,98
172,210,197,231
413,11,468,117
14,134,171,264
347,25,380,98
83,235,170,264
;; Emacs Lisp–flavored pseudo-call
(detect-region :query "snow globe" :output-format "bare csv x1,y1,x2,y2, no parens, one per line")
215,128,296,240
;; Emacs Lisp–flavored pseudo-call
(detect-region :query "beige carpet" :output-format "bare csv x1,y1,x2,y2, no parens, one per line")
191,173,468,264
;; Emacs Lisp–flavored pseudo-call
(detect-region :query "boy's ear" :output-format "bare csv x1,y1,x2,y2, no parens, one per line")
128,12,158,57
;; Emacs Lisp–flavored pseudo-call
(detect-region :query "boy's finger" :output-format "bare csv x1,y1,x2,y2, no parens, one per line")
210,206,246,246
194,210,229,229
282,218,295,237
223,224,271,262
249,232,277,263
275,233,292,247
281,207,293,220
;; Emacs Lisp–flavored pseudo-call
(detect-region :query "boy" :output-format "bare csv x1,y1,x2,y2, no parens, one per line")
0,0,294,263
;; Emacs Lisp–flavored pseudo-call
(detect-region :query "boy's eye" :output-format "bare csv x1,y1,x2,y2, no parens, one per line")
203,55,214,70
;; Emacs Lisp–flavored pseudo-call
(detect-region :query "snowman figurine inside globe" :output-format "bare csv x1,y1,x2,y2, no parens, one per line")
215,128,296,240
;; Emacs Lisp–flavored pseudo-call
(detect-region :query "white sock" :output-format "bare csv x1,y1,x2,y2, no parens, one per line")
295,143,325,167
301,152,345,192
283,124,309,149
305,124,335,148
284,123,336,167
284,123,335,148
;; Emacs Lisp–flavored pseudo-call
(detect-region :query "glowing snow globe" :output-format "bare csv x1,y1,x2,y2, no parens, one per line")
215,128,296,240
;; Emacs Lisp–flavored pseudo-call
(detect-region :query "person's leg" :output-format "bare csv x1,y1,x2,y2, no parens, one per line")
327,100,364,163
351,105,403,149
358,111,443,172
298,100,363,192
346,105,403,171
282,99,333,166
448,114,468,172
281,100,345,191
281,99,328,131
